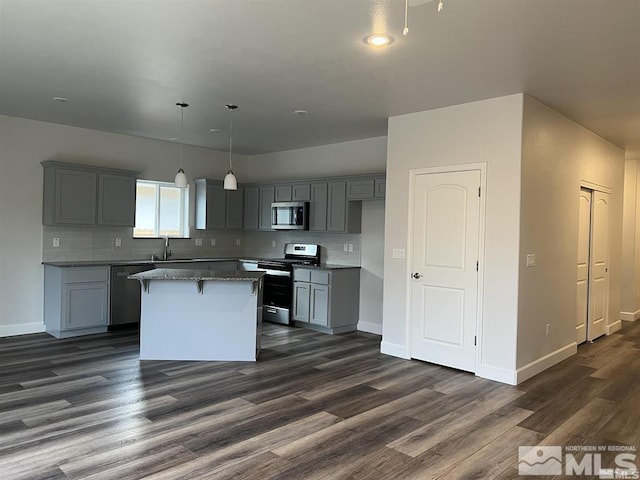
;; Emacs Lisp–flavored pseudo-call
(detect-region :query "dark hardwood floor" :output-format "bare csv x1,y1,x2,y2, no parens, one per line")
0,320,638,479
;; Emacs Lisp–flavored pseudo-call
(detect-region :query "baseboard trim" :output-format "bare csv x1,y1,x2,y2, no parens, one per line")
0,322,45,338
607,320,622,334
620,310,640,322
380,341,410,359
357,321,382,335
476,364,517,385
515,342,577,384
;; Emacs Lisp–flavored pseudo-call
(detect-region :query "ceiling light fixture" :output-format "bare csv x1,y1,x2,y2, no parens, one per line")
294,109,308,115
223,104,238,191
174,102,189,188
365,34,393,47
210,128,221,133
52,97,69,103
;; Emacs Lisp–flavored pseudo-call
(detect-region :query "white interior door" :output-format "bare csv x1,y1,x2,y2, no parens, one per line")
588,190,610,341
410,170,480,372
576,188,591,344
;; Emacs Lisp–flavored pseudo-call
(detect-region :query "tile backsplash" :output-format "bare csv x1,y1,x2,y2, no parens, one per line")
42,226,361,265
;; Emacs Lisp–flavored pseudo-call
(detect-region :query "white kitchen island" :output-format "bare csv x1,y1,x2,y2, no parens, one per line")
129,268,264,361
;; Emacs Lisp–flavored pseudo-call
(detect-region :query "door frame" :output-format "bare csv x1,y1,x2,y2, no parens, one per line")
578,180,612,340
405,163,487,372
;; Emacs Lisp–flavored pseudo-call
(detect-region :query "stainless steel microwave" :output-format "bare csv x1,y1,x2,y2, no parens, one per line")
271,202,309,230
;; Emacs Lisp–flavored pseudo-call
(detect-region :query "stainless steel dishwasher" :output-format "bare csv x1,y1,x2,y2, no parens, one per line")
110,265,154,326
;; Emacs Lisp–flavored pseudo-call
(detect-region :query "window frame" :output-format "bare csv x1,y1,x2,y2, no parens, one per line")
133,179,190,239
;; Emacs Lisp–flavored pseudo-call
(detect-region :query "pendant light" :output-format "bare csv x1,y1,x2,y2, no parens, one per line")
223,104,238,190
174,102,189,188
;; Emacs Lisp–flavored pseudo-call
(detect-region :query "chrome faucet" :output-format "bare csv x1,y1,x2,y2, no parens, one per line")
162,236,171,260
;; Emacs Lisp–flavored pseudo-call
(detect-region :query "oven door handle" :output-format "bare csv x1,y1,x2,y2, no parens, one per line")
259,269,291,277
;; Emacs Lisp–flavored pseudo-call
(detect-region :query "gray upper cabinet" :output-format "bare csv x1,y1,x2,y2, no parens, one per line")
309,183,328,231
42,161,138,227
346,179,375,200
225,187,244,229
194,179,226,230
374,176,386,199
327,182,347,232
98,173,136,226
259,186,275,230
243,186,260,230
292,183,311,201
275,185,292,202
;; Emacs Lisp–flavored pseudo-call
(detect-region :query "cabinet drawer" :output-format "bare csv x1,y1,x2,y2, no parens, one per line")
293,269,311,282
310,270,330,285
63,267,109,284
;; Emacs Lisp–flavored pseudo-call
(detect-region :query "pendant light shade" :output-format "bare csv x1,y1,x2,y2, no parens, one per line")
175,102,189,188
224,104,238,190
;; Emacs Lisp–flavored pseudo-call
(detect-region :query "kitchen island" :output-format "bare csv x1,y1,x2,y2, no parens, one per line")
129,268,264,361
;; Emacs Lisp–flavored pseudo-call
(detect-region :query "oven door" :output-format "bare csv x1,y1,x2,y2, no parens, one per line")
258,265,293,325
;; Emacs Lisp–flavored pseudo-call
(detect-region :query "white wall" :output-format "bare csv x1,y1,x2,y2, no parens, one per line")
246,136,387,182
517,97,625,380
246,136,388,331
622,153,640,320
383,94,524,383
0,115,245,335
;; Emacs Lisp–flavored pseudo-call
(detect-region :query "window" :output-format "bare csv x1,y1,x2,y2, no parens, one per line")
134,180,189,238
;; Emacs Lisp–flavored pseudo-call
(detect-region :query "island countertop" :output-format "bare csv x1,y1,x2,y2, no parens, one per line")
128,268,265,282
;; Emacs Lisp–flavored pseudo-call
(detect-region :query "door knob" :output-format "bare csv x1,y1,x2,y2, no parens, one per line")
412,272,422,279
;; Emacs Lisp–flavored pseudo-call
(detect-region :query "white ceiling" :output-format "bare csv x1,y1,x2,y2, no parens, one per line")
1,0,639,155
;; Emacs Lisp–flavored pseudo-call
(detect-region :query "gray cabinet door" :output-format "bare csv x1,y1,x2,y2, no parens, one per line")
374,177,386,199
309,183,328,231
309,284,329,326
259,186,275,230
226,187,244,229
54,168,97,225
293,282,311,322
243,186,260,230
347,179,375,200
327,181,347,232
292,183,311,201
62,282,109,330
98,173,136,226
275,185,292,202
207,183,227,229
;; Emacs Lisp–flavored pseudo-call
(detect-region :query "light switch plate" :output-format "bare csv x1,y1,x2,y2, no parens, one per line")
235,239,241,246
52,237,60,248
348,243,353,253
392,248,405,259
115,237,121,247
195,238,202,246
271,240,276,248
526,254,536,267
211,238,216,246
344,243,349,252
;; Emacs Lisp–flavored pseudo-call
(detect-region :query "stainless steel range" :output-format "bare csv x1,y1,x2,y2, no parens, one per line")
243,244,320,325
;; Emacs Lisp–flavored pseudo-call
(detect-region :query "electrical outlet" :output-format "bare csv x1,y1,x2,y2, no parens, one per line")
526,254,536,267
546,323,551,336
344,243,349,252
52,237,60,248
392,248,405,259
271,240,276,248
348,243,353,253
115,237,121,247
195,238,202,246
236,239,241,246
211,238,216,246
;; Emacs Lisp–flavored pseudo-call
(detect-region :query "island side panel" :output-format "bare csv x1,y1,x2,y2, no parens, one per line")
139,279,260,361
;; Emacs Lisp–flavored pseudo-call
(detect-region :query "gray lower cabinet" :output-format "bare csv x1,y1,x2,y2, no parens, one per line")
42,161,138,227
292,267,360,334
44,266,110,338
259,186,275,230
243,186,260,230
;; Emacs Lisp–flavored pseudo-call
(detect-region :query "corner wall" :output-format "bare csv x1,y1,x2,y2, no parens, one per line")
383,94,524,383
621,153,640,321
0,115,244,336
517,96,625,381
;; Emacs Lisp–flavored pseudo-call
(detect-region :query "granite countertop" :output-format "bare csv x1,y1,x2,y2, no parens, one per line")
42,258,239,267
128,268,265,282
293,263,361,270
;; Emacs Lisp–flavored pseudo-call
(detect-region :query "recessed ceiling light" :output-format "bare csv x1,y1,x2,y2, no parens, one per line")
294,110,308,115
52,97,69,103
169,137,179,142
210,128,221,133
365,34,394,47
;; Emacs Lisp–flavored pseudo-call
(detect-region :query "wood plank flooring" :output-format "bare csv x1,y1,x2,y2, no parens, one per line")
0,321,638,479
